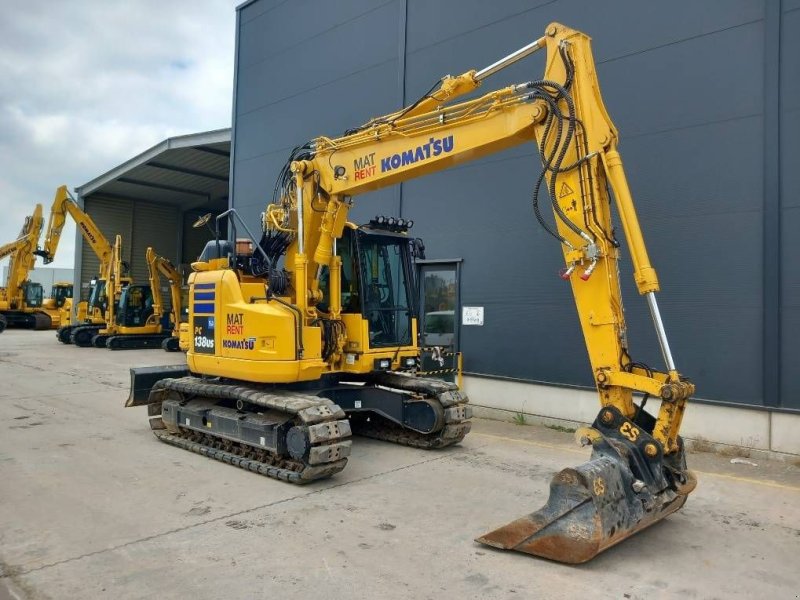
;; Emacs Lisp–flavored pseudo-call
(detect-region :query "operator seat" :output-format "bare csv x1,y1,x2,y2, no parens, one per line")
199,240,234,262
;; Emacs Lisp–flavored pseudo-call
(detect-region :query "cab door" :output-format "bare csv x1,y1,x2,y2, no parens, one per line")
416,260,461,383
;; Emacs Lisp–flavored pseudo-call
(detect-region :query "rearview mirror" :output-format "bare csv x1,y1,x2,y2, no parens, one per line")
193,213,212,229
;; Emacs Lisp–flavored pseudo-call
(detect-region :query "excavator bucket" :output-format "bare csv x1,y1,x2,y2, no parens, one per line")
476,406,696,564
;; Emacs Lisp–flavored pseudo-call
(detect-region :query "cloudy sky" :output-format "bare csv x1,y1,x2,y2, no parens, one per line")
0,0,240,269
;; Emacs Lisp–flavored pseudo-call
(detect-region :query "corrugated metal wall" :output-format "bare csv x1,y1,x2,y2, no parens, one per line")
79,197,179,308
80,197,133,299
232,0,797,410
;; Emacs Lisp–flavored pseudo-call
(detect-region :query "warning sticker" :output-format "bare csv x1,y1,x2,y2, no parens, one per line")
558,182,574,198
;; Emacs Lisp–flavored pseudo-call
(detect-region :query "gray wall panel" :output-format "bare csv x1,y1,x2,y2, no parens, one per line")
781,208,800,408
781,8,800,407
237,1,399,114
238,0,288,25
239,0,392,62
233,0,794,409
235,61,399,161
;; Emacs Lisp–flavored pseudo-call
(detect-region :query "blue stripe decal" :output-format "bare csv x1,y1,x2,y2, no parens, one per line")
193,292,215,301
194,283,216,290
194,303,215,314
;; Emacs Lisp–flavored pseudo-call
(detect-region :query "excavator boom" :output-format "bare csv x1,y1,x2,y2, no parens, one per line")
266,22,695,563
38,185,117,342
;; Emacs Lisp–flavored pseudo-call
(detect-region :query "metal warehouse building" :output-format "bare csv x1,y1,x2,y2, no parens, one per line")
73,129,230,300
227,0,799,454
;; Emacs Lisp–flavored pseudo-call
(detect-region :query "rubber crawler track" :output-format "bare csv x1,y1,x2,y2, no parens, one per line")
148,377,352,484
353,371,473,448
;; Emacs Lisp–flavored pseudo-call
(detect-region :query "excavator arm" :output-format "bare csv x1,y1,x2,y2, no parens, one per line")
145,247,182,329
37,185,118,327
1,204,45,309
266,22,695,563
37,185,114,273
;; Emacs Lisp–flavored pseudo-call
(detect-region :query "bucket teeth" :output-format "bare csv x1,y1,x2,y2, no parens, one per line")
477,407,694,564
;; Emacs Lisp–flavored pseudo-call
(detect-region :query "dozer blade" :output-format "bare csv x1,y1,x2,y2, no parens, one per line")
476,406,696,564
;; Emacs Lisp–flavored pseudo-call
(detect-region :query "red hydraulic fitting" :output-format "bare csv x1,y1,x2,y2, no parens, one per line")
580,260,598,281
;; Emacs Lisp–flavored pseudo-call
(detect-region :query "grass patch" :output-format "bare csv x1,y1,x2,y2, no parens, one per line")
689,436,714,453
545,423,576,434
512,412,527,426
719,445,751,458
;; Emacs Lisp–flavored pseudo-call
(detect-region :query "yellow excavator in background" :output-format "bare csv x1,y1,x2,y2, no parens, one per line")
37,186,184,350
37,185,118,343
43,281,75,328
0,204,62,331
70,237,171,350
127,23,695,564
145,246,186,352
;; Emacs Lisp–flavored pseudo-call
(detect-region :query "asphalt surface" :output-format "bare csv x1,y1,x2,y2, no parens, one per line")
0,329,798,599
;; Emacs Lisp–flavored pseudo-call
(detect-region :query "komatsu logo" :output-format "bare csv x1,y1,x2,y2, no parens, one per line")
380,135,454,172
223,337,256,350
79,222,97,245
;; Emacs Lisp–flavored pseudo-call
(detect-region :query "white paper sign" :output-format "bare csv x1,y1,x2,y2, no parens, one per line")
462,306,484,326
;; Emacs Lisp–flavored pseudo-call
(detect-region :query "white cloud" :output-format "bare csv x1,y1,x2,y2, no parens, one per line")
0,0,239,270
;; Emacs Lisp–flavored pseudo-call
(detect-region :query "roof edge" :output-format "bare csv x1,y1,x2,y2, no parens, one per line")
76,128,231,197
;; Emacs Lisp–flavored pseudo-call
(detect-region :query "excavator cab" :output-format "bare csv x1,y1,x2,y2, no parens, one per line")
116,285,155,328
88,279,108,314
316,222,416,349
50,283,73,308
343,225,415,348
22,281,44,308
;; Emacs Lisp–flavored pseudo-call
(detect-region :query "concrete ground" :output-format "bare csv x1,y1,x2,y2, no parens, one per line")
0,330,798,600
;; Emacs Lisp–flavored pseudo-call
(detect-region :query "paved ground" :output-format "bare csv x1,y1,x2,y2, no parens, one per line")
0,330,798,600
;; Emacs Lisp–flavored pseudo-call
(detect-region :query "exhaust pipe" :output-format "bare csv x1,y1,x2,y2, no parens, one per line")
476,406,696,564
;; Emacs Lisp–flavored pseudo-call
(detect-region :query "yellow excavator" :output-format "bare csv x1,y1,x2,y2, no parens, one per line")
144,246,184,352
154,253,189,353
65,234,134,346
70,239,176,350
0,204,63,330
43,281,75,328
37,185,119,344
127,23,694,563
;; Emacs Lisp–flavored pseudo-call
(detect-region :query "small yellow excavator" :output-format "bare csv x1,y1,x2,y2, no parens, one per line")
127,23,694,563
65,234,133,346
37,185,119,343
0,204,62,330
74,242,177,350
143,246,186,352
43,281,75,328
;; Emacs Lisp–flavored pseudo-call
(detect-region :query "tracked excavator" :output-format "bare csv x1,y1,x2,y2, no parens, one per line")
143,248,188,352
37,185,117,343
0,204,62,330
67,234,134,346
95,246,182,350
66,236,174,350
126,23,695,563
